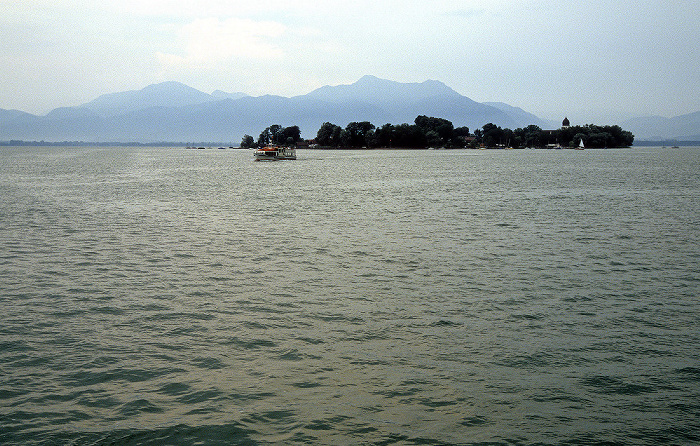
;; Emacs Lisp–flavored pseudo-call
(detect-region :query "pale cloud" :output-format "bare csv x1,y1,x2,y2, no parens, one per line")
444,8,487,18
158,17,287,69
105,0,317,18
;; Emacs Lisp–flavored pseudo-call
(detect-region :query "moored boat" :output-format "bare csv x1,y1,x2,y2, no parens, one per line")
254,146,297,161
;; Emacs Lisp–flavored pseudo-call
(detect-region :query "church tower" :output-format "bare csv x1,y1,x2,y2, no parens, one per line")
562,117,570,128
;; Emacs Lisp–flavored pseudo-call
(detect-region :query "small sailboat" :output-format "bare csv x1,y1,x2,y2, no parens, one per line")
575,138,585,150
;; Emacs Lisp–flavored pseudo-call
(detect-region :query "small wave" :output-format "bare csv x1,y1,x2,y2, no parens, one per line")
157,382,191,396
297,336,325,345
291,381,322,389
496,352,552,369
69,423,256,446
242,409,296,423
675,367,700,382
146,311,216,322
66,367,174,386
176,388,225,405
460,415,489,426
229,337,277,349
429,319,462,327
510,313,545,321
495,222,520,228
579,375,655,395
93,306,126,315
191,356,227,370
119,398,164,416
304,415,350,431
277,348,306,361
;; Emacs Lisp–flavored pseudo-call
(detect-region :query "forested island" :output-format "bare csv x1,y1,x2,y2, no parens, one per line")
241,116,634,149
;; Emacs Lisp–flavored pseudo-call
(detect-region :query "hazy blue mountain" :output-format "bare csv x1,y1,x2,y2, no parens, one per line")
5,76,657,143
483,102,553,129
302,75,514,130
45,107,100,120
304,75,457,105
0,110,41,141
211,90,249,100
0,107,107,141
623,111,700,140
82,81,218,117
0,109,34,121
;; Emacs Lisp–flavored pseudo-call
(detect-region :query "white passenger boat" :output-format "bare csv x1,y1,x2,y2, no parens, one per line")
254,146,297,161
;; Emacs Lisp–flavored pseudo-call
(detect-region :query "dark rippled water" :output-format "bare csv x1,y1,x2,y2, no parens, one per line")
1,146,699,445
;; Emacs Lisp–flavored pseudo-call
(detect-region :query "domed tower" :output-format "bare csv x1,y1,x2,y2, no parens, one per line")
562,117,570,128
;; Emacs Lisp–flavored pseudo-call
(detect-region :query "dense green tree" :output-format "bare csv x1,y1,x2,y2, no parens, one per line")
257,126,274,146
240,134,256,149
281,125,301,145
588,131,609,148
305,116,632,150
454,126,470,137
481,123,504,147
343,121,375,147
257,124,300,146
473,128,483,144
425,130,443,148
503,128,515,147
415,116,454,146
269,125,284,144
392,124,427,148
316,122,343,147
372,123,395,147
554,124,633,148
518,124,543,148
573,132,586,147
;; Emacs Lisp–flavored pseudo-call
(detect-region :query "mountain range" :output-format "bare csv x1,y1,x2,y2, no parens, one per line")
621,112,700,141
0,76,697,143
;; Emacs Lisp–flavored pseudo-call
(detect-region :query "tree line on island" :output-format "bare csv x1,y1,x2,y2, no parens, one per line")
240,116,634,149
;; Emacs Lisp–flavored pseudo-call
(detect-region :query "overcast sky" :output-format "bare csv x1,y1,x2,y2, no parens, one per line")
1,0,698,123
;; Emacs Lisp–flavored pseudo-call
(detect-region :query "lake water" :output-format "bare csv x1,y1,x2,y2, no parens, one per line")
1,146,699,445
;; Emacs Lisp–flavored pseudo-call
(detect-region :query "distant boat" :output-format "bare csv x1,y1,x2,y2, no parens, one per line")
575,139,585,150
254,146,297,161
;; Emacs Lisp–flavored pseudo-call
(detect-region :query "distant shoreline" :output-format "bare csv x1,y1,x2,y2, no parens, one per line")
0,141,234,147
2,140,699,148
633,140,700,147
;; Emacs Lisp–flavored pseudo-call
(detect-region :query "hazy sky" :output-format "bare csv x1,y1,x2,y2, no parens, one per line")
2,0,698,123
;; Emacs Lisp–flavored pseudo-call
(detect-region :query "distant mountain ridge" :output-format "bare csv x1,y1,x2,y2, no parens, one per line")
622,111,700,141
304,75,458,105
82,81,247,117
1,76,695,143
483,102,557,129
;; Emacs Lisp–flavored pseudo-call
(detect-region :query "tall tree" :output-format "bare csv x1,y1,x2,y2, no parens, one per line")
316,122,343,147
257,124,299,146
415,116,454,145
240,134,256,149
481,123,504,147
372,123,395,148
257,127,273,146
343,121,375,147
281,126,301,145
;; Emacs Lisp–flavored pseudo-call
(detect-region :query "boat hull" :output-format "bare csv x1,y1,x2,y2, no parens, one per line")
254,146,297,161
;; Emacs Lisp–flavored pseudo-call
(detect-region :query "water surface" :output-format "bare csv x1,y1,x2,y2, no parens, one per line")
1,147,699,445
